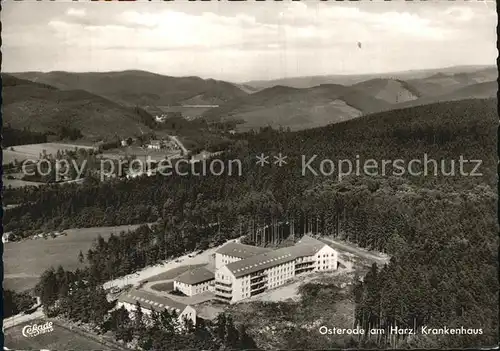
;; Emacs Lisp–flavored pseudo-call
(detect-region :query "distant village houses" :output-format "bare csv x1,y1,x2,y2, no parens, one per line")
155,114,168,123
145,139,179,151
147,140,164,150
155,111,183,123
121,137,133,147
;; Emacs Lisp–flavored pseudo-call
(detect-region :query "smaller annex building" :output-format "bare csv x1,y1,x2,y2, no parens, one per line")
173,266,215,296
117,288,196,326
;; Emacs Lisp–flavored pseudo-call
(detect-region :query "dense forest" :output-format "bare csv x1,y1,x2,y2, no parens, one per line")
35,264,258,350
2,125,85,147
2,126,48,146
3,289,37,318
5,98,497,348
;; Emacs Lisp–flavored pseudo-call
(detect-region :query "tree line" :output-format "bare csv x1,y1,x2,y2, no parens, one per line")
3,289,36,318
4,98,497,348
35,260,258,350
2,126,48,147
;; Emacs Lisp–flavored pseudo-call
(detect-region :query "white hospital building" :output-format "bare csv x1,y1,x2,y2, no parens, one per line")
214,236,338,303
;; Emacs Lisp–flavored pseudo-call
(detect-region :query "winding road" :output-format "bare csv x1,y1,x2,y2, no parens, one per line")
169,135,189,156
320,237,390,265
3,309,44,330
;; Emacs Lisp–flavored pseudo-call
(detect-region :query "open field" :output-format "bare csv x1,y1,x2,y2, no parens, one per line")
4,224,148,292
3,176,86,189
100,145,180,163
150,281,174,291
4,319,114,351
2,177,44,188
157,105,215,118
3,142,96,165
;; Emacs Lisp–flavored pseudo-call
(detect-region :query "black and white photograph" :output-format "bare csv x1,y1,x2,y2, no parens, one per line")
1,1,498,350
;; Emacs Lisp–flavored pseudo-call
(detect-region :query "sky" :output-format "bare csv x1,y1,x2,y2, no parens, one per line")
2,1,497,82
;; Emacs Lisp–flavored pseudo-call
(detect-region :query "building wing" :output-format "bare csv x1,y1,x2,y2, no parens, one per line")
224,238,329,278
118,288,187,313
216,242,273,259
174,266,214,285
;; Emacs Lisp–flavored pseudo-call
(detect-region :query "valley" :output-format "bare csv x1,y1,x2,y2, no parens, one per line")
3,1,497,350
3,66,497,351
7,66,496,138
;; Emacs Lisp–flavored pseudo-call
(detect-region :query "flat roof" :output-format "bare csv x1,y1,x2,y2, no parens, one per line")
216,242,273,259
175,266,215,285
118,288,187,313
225,239,329,278
297,235,324,246
226,247,295,278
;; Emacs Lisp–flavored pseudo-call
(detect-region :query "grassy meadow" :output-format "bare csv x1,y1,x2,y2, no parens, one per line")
4,224,146,292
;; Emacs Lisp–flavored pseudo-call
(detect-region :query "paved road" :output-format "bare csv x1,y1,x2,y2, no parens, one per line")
3,309,44,330
103,249,215,290
170,135,189,155
103,237,244,291
321,237,390,265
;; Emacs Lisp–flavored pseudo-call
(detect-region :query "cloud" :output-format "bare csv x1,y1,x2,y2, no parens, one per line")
3,2,496,81
46,4,453,54
66,8,86,18
442,6,476,22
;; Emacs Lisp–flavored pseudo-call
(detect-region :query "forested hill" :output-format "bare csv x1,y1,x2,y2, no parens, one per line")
2,74,155,140
4,98,496,230
201,83,391,131
11,70,248,106
4,98,497,348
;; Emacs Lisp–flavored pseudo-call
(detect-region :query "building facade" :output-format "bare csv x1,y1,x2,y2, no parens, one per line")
117,289,196,326
173,266,215,296
214,236,338,303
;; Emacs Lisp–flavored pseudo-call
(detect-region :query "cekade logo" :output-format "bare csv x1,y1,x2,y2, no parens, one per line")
22,322,54,337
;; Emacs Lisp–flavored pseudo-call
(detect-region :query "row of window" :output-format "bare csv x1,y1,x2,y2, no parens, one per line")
320,259,335,265
195,285,210,294
220,254,239,266
268,265,292,276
